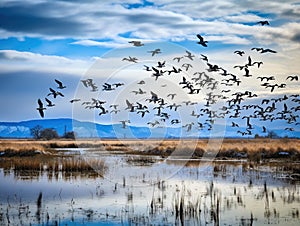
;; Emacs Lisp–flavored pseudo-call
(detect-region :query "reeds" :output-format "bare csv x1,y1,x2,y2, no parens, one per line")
0,156,106,179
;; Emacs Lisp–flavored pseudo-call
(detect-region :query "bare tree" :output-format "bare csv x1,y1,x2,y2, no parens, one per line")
30,125,43,139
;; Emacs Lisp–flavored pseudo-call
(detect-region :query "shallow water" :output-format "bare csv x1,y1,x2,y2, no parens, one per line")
0,148,299,225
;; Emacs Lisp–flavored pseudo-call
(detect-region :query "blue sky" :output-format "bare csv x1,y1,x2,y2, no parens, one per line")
0,0,299,136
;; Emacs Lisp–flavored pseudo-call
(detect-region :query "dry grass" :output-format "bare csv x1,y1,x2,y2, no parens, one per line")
0,140,46,151
1,138,300,159
0,156,106,176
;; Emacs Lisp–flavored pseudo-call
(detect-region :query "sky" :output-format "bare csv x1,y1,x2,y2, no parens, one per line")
0,0,299,136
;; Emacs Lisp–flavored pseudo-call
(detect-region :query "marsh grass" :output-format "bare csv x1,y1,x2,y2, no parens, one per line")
103,138,300,160
0,155,106,179
1,138,300,161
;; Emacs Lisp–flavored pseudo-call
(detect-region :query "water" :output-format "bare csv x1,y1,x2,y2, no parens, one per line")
0,148,299,225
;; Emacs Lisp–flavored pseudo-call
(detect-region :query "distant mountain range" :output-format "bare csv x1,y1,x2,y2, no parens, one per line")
0,118,299,139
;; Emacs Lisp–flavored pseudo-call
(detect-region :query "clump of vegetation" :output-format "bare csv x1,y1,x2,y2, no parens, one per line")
0,155,106,178
0,141,53,157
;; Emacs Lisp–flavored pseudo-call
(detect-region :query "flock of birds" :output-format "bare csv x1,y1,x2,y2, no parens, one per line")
36,20,299,137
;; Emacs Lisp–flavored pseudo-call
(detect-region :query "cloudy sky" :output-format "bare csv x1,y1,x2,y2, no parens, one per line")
0,0,299,131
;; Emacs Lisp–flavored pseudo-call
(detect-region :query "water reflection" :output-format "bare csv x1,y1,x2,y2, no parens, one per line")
0,148,299,225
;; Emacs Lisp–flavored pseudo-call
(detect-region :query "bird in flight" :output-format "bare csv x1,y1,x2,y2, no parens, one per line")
143,65,152,71
184,50,195,60
200,54,208,62
196,34,208,47
243,68,252,77
286,75,298,81
148,48,161,56
37,99,46,118
257,20,270,26
261,48,277,53
173,56,184,62
128,41,144,47
257,76,275,82
122,56,138,63
182,63,193,71
70,98,81,103
45,98,55,107
55,79,66,89
234,50,245,56
47,88,64,98
167,93,176,100
102,83,115,91
251,47,276,54
131,88,146,95
120,120,130,129
81,78,95,88
157,61,166,68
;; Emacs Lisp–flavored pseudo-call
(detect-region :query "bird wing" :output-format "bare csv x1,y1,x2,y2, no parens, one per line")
38,109,44,118
99,106,105,112
104,83,111,88
197,34,203,42
38,99,43,108
150,91,158,98
152,67,159,73
55,79,63,86
45,98,51,105
248,56,252,65
264,49,277,53
126,99,132,107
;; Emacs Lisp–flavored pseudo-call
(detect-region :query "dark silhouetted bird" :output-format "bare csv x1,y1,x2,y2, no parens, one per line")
184,50,195,60
45,98,55,107
122,56,138,63
120,120,130,128
37,99,46,118
234,50,245,56
200,54,208,62
286,75,298,81
148,49,161,56
70,98,81,103
47,88,64,98
128,41,144,47
261,48,277,53
55,79,66,89
196,34,208,47
173,56,184,62
257,20,270,26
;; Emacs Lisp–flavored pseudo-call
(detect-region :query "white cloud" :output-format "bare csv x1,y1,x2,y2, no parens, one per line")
0,50,93,75
0,0,299,50
70,39,126,48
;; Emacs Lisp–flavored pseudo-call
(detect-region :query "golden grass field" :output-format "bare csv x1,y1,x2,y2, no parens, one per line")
1,138,300,156
0,138,299,177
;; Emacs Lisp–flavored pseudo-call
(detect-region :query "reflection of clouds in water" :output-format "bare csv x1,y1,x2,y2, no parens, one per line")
1,157,299,225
